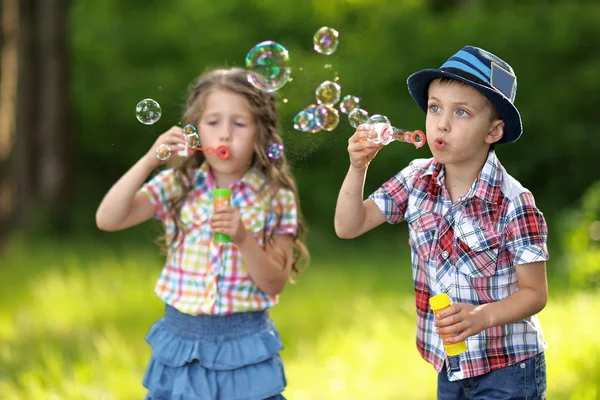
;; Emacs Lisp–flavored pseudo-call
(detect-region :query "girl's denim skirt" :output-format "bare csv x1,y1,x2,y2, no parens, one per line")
143,305,286,400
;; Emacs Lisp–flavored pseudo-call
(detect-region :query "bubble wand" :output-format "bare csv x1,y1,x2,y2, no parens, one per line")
364,114,426,149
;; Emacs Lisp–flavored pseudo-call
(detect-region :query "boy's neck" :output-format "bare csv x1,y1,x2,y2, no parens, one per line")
442,151,489,204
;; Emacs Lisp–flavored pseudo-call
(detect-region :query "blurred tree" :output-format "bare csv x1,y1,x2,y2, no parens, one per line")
0,0,19,249
1,0,72,245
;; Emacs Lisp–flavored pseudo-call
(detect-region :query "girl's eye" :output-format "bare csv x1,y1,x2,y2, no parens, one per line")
234,122,246,127
456,109,470,117
428,104,440,113
207,121,218,126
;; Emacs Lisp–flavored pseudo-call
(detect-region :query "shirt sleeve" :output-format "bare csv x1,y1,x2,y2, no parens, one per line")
368,159,426,224
505,192,549,266
140,168,180,221
271,187,298,237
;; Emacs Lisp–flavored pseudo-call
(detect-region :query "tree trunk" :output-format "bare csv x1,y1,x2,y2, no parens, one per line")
0,0,20,249
36,0,72,232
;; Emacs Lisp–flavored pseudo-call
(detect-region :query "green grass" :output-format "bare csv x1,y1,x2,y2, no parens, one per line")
1,232,599,400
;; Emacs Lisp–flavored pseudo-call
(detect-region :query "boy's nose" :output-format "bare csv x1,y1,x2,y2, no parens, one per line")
437,113,450,132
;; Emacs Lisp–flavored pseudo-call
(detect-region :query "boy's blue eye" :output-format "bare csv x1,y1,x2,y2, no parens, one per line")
428,104,440,113
456,109,470,117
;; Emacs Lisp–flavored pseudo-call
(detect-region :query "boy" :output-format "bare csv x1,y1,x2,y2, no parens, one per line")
334,45,548,399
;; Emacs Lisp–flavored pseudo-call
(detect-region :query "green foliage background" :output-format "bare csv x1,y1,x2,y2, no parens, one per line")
2,0,600,398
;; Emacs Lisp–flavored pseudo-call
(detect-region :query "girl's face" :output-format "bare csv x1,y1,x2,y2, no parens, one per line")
198,89,258,180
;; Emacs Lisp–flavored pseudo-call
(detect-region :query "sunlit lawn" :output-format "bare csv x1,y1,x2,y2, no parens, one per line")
1,232,599,400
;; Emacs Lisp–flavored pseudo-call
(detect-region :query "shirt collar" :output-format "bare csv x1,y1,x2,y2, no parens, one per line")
196,162,265,193
419,150,503,204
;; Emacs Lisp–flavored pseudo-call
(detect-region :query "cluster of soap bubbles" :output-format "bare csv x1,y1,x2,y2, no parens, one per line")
139,25,424,163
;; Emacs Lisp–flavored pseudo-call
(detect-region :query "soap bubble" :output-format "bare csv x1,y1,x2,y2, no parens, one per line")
294,105,326,133
245,41,292,92
156,144,171,161
313,27,339,55
348,108,369,128
268,143,284,159
136,99,161,125
315,80,342,105
339,95,360,114
366,114,390,126
318,105,340,131
183,124,197,135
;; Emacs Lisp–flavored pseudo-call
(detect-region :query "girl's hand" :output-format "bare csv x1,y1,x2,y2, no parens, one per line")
144,126,187,168
347,124,384,171
210,206,250,245
434,303,489,344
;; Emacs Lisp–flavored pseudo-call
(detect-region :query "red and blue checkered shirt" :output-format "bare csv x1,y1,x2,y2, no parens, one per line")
370,150,548,381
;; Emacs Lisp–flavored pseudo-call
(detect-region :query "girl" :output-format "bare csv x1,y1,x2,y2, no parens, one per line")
96,67,309,400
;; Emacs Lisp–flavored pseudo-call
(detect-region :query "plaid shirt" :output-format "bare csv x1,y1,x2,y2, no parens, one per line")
370,151,548,381
141,162,298,316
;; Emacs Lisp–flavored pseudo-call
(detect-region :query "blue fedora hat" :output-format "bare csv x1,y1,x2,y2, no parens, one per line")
407,45,521,144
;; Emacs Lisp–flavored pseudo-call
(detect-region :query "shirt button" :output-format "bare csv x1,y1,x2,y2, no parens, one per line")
520,363,526,369
442,251,449,259
453,242,458,248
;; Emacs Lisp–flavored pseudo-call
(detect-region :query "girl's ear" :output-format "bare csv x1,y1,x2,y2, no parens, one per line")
486,120,504,144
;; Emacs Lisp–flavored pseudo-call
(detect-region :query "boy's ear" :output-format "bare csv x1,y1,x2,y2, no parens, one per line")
486,119,504,144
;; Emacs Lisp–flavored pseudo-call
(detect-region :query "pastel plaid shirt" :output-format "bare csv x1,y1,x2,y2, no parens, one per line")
141,162,298,316
370,150,549,381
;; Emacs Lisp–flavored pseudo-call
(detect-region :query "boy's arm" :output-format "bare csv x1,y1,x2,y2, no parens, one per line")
435,261,548,343
334,165,387,239
334,124,387,239
436,194,549,342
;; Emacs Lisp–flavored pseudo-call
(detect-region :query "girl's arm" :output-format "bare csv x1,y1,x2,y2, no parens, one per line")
236,233,294,296
96,126,185,231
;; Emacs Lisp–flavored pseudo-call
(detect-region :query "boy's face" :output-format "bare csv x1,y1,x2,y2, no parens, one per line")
425,79,503,166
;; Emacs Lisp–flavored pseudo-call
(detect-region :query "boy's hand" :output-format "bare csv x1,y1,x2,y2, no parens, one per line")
347,124,384,170
434,303,489,344
210,206,250,245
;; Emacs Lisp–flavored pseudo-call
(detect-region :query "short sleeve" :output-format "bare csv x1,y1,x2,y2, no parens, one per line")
505,192,549,266
271,188,298,237
140,169,181,221
368,159,428,224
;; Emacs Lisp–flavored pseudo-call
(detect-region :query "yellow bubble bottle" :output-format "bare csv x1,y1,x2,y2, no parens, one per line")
429,293,468,356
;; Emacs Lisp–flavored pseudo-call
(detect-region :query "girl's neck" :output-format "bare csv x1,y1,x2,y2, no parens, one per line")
210,166,248,189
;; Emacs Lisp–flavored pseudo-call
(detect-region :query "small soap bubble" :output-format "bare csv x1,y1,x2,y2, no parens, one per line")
294,105,326,133
184,133,200,148
245,41,292,93
348,108,369,128
318,105,340,131
156,144,172,161
268,143,284,160
315,80,342,106
136,99,162,125
183,124,197,135
339,95,360,114
313,27,339,55
283,98,289,103
324,64,333,69
366,114,390,126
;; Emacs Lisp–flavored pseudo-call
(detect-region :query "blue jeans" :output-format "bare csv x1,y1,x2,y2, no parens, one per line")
437,353,546,400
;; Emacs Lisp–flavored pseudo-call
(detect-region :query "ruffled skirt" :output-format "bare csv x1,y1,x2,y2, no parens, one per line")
142,305,286,400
